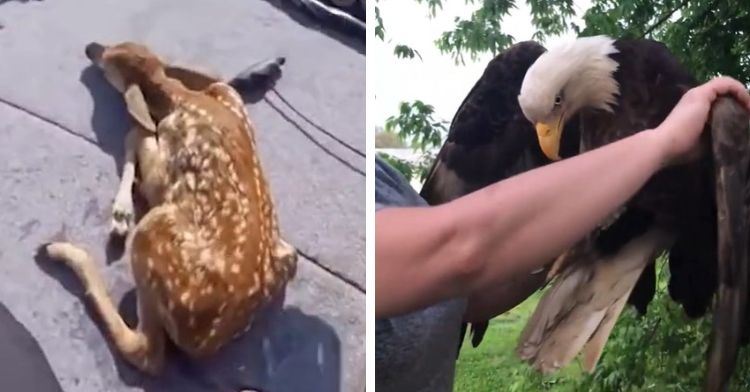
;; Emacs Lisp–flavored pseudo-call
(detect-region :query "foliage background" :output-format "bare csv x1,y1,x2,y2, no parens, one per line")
374,0,750,390
375,0,750,180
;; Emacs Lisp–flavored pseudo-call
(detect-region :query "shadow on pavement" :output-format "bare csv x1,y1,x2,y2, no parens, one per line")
260,0,365,55
135,304,342,392
0,302,64,392
76,66,136,262
0,0,42,5
79,65,130,174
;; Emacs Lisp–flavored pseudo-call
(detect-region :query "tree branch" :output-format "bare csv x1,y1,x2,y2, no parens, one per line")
640,0,689,38
685,0,722,33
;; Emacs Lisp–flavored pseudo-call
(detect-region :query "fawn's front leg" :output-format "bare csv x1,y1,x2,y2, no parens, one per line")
111,129,140,236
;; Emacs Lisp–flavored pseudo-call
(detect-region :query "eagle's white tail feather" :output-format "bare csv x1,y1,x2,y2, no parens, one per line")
581,286,632,372
517,228,672,374
517,261,593,360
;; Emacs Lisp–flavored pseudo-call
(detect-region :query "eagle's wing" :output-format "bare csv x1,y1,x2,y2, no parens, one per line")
421,41,557,205
418,41,571,353
704,96,750,392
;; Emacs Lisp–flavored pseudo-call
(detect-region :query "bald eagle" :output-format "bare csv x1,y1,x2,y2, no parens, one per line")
515,35,750,391
418,41,580,352
420,35,749,390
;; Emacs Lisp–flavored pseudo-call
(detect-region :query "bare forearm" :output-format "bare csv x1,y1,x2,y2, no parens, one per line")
376,130,667,318
463,267,548,323
457,130,666,288
376,206,461,318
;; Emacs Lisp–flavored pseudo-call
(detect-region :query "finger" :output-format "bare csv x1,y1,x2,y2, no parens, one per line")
703,76,750,110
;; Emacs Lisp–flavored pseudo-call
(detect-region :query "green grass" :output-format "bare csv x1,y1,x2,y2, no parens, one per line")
454,292,584,392
452,260,750,392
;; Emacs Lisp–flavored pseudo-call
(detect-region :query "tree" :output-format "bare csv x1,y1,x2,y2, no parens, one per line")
375,102,448,182
374,128,406,149
375,0,750,182
382,100,448,182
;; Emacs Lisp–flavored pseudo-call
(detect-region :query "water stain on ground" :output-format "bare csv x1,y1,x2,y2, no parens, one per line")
81,195,107,225
18,219,39,241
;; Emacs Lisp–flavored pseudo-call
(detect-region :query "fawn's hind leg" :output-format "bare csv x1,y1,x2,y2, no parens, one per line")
44,242,166,375
272,238,298,282
273,238,297,263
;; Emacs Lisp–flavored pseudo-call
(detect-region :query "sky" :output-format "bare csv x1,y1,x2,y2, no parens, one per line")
373,0,593,129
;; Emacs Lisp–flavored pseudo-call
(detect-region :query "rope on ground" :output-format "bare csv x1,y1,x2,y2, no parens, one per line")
271,88,365,158
263,95,365,177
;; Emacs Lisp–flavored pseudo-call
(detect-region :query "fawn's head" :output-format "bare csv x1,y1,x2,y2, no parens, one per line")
86,41,180,132
85,41,165,91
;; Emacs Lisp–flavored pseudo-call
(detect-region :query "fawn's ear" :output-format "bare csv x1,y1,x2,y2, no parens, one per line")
165,65,221,91
124,84,156,132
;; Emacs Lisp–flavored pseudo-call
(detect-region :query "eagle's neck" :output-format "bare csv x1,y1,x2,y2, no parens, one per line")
518,35,622,123
564,37,621,114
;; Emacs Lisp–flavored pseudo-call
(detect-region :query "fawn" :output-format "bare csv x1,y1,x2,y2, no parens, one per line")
44,41,297,374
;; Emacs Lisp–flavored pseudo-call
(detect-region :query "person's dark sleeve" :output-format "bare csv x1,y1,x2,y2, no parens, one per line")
374,156,427,210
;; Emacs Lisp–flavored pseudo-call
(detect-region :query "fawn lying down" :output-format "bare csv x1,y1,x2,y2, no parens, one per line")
44,41,297,374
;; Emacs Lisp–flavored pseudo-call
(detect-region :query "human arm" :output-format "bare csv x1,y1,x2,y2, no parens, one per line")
462,267,549,323
375,77,750,319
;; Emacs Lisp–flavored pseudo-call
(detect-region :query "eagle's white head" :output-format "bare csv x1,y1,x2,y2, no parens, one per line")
518,35,621,160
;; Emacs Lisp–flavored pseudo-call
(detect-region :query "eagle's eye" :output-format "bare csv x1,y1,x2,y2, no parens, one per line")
554,95,562,107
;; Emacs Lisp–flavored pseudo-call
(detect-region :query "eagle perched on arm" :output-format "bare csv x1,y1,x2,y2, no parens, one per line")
514,35,750,392
421,36,750,391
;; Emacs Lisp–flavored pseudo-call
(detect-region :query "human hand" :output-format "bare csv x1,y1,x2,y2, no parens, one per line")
653,76,750,165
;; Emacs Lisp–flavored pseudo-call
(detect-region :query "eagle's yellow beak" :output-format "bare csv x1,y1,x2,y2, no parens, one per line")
535,117,564,161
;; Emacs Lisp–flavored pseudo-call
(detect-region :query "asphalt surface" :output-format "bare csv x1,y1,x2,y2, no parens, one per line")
0,1,365,391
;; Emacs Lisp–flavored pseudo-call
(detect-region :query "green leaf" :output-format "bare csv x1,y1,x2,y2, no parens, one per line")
415,0,445,17
377,152,414,181
375,5,386,41
393,44,423,60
